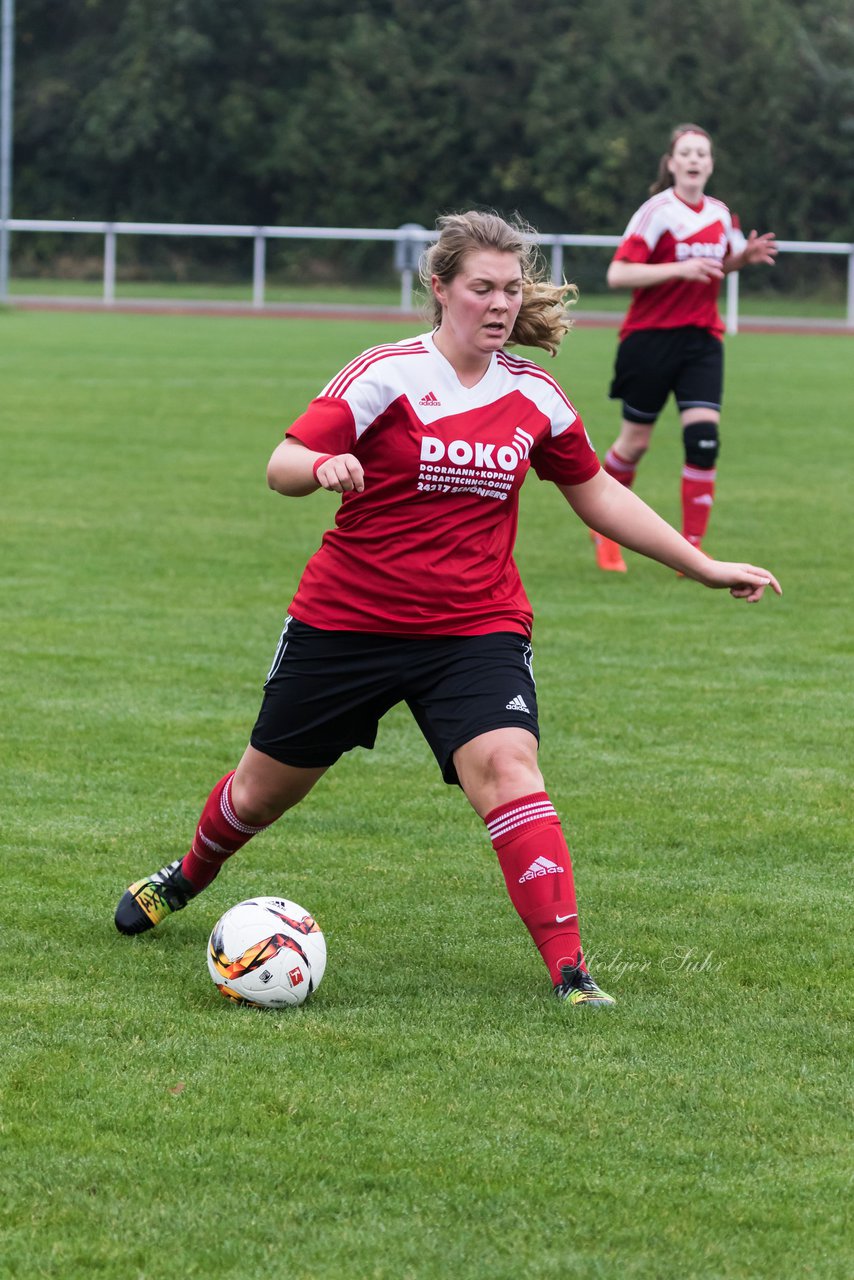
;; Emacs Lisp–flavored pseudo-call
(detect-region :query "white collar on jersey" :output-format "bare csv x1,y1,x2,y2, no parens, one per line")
424,329,500,393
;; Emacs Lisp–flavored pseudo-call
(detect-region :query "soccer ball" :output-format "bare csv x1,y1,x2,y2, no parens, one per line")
207,897,326,1009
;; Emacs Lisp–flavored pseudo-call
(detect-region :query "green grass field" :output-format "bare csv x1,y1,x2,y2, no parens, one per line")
1,310,851,1279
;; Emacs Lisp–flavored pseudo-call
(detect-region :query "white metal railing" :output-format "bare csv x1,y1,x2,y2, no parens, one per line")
4,218,854,333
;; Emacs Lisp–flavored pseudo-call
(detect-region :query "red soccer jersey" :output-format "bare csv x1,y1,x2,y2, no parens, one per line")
613,189,746,340
285,331,600,637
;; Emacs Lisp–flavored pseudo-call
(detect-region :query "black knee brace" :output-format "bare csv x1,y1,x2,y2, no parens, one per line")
683,421,719,469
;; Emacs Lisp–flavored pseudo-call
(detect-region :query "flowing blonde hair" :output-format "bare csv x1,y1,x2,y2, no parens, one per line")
419,210,577,357
649,123,713,195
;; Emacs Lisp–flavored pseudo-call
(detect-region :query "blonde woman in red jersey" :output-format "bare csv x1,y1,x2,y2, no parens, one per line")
592,124,777,573
115,211,780,1008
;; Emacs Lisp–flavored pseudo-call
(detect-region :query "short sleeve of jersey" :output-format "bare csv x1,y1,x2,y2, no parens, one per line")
286,342,420,450
287,397,357,455
727,212,747,256
613,232,653,265
491,355,601,487
530,408,600,486
612,197,667,264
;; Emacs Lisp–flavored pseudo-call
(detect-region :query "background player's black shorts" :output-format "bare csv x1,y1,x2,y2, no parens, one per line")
250,617,539,786
609,327,724,423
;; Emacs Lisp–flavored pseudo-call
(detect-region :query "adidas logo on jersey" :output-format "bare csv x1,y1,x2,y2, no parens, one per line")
419,391,441,407
519,855,564,884
506,694,530,713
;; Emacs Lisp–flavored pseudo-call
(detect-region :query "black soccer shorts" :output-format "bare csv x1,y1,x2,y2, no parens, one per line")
249,617,540,785
609,326,724,424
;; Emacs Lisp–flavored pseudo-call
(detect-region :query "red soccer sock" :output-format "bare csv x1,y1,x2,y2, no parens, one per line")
681,465,716,546
604,446,638,489
485,792,585,984
181,772,271,891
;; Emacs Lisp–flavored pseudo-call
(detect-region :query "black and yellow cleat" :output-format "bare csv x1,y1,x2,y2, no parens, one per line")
115,859,197,935
554,953,616,1009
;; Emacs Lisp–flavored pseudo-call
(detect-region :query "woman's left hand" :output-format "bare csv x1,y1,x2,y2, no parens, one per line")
695,558,783,603
743,230,778,266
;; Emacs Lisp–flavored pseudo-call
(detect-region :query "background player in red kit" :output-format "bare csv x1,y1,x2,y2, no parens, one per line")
115,210,781,1008
592,124,778,573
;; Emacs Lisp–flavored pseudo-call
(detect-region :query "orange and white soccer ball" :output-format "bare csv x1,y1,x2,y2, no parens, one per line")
207,897,326,1008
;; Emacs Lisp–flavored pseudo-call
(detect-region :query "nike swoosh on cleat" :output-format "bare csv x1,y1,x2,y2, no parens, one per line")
555,912,578,923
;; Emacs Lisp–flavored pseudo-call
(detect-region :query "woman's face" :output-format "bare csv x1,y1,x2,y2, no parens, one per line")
667,131,714,195
432,249,524,360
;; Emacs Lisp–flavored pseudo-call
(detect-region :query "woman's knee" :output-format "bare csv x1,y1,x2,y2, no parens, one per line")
455,729,543,817
229,778,286,826
487,746,542,795
231,747,326,825
615,421,653,463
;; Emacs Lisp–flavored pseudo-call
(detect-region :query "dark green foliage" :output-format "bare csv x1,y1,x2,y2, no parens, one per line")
12,0,854,245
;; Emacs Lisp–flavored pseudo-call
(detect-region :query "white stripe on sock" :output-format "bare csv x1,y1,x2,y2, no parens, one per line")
487,799,557,841
220,777,267,835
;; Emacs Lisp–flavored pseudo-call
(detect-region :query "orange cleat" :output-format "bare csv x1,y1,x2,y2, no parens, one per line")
590,529,627,573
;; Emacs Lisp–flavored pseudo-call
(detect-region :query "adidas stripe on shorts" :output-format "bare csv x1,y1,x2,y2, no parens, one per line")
250,618,539,786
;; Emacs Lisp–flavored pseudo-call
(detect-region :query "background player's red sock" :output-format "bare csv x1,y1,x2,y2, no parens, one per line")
681,465,716,546
181,772,271,891
604,446,638,489
485,792,585,983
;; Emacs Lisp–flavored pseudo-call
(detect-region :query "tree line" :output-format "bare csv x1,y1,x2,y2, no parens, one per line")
12,0,854,278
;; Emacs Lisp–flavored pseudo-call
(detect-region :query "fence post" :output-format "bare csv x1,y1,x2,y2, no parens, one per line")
551,241,563,285
394,224,425,313
103,225,116,304
252,230,266,308
399,267,413,311
847,250,854,328
0,0,14,303
725,270,739,335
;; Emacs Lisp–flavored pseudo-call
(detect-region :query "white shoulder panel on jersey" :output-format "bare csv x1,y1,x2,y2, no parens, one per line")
705,196,746,253
624,189,747,255
321,337,431,438
320,334,579,440
728,223,747,255
495,351,579,436
623,191,675,249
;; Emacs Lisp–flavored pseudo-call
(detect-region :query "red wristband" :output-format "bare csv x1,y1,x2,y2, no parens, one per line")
312,453,334,481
